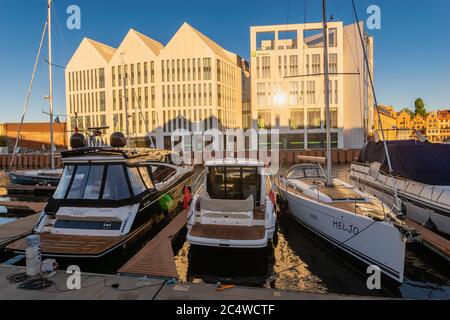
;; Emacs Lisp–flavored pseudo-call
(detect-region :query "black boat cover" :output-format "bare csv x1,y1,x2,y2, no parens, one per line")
358,140,450,186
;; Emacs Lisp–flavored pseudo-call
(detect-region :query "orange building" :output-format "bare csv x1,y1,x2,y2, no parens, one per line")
0,122,67,151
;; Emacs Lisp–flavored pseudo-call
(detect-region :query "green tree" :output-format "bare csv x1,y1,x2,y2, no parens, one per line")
414,98,427,117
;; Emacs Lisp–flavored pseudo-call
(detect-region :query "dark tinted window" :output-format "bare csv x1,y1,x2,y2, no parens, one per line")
103,165,130,200
151,165,177,184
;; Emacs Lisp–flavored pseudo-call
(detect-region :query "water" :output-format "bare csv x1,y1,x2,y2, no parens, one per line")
0,168,449,299
174,165,450,299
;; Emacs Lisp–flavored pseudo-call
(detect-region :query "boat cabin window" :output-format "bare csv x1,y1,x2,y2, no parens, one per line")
103,165,130,200
152,165,177,184
287,167,325,179
207,166,260,203
138,166,154,189
127,167,147,195
54,165,75,199
66,165,104,200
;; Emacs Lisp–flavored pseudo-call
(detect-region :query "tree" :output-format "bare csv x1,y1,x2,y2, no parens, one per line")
399,108,414,117
414,98,427,117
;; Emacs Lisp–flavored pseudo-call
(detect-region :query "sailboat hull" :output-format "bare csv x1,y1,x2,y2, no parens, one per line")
9,169,62,186
280,188,406,283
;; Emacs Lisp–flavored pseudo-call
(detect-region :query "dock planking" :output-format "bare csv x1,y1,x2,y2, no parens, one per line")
6,183,56,196
405,218,450,261
118,211,187,279
0,213,40,248
0,201,46,213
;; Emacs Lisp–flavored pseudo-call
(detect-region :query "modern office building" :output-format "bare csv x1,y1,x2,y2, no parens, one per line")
65,23,248,146
250,21,374,150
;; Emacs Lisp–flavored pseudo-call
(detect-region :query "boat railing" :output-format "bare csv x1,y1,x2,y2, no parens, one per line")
352,162,449,207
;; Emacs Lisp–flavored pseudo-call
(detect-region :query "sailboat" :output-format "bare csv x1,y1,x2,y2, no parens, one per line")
276,0,416,283
9,0,62,187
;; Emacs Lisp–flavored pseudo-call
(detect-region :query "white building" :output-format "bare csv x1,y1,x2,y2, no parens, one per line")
250,21,374,150
65,23,248,147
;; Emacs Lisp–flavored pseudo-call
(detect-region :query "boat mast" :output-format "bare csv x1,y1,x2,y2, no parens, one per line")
120,52,130,146
48,0,55,170
322,0,333,187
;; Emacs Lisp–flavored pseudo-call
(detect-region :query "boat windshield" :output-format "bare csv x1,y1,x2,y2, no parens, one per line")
52,164,154,201
207,166,260,203
287,166,325,179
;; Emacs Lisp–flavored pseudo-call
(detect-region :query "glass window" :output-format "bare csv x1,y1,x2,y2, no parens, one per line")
103,165,130,200
66,165,104,200
54,166,75,199
151,165,176,184
138,166,154,189
127,167,146,195
67,166,89,199
242,167,259,202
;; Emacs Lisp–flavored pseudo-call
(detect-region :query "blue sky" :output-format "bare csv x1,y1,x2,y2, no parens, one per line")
0,0,449,123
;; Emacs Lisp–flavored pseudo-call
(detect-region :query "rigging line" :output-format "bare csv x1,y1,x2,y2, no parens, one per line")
43,58,66,70
9,20,48,171
51,3,70,64
350,0,401,211
284,72,359,78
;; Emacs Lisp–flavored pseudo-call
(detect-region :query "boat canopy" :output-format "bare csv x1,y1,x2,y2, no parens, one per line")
358,140,450,185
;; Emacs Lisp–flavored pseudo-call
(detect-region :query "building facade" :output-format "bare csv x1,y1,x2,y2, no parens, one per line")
65,23,248,146
373,104,397,141
250,21,374,150
0,122,67,151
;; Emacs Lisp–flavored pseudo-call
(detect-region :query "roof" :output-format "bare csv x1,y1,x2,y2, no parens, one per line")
205,158,264,167
128,29,164,55
85,38,116,62
177,22,237,64
62,147,173,164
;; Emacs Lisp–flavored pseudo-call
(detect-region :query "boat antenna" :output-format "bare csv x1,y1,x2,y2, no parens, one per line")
9,21,48,171
322,0,333,187
48,0,55,170
350,0,401,210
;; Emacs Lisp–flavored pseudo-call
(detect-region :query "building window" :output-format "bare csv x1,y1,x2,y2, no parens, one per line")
306,81,315,105
162,86,166,107
289,55,298,76
112,66,116,87
118,66,122,85
290,109,304,129
119,89,123,110
187,59,191,81
145,87,149,108
137,63,141,85
131,88,135,109
98,68,105,88
307,108,321,129
150,61,155,83
329,53,338,74
99,91,106,112
192,59,196,81
209,84,212,106
262,56,270,79
112,90,116,111
161,61,165,82
203,58,211,80
130,64,135,85
138,87,142,108
144,62,148,83
182,59,186,81
257,110,271,129
312,54,321,74
289,82,298,106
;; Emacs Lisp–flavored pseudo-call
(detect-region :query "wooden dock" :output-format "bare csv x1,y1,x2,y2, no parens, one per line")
0,265,384,300
6,183,56,196
0,213,40,248
406,218,450,261
118,212,187,279
0,201,46,213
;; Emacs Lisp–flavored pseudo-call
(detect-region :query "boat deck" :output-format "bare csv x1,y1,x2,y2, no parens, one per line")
283,179,387,220
189,224,265,241
0,213,40,249
7,233,124,257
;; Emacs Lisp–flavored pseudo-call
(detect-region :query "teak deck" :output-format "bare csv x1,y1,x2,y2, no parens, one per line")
7,233,124,256
0,213,40,248
189,224,265,241
118,211,187,279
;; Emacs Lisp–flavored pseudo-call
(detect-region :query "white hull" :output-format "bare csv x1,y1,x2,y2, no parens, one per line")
280,187,406,283
187,229,276,249
351,163,450,236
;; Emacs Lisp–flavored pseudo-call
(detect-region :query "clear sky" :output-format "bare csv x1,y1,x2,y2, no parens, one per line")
0,0,449,123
